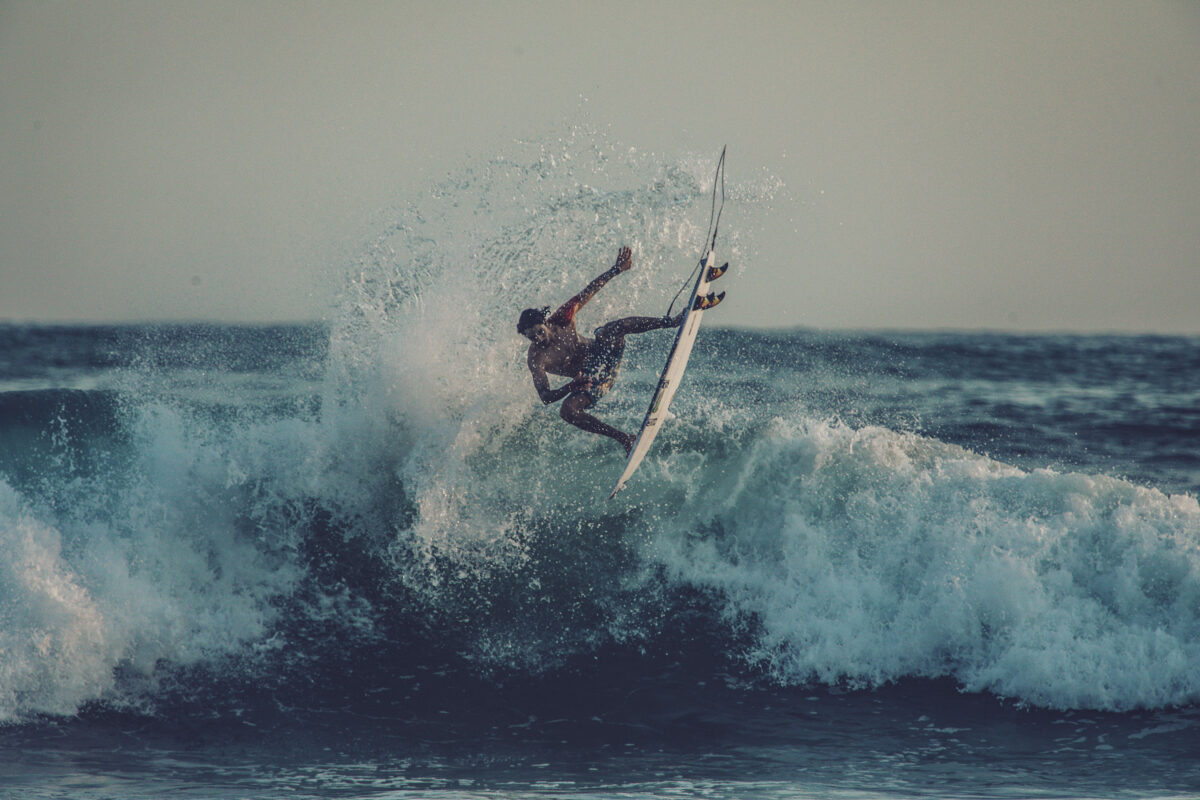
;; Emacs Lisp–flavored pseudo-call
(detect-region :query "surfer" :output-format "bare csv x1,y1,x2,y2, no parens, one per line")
519,246,682,455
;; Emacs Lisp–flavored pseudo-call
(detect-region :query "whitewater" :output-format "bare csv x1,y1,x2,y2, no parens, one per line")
1,138,1198,798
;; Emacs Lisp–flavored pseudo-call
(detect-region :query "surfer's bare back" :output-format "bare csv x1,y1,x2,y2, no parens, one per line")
518,246,681,456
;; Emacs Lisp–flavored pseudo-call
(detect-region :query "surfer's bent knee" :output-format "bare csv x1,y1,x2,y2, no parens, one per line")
560,393,591,422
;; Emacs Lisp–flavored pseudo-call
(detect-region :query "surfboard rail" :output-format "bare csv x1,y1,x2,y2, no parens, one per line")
609,249,721,498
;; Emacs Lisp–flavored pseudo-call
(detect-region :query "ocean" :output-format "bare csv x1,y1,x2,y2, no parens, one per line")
2,146,1199,798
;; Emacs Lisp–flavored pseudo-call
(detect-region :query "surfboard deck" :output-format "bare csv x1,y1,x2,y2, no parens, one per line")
609,250,724,498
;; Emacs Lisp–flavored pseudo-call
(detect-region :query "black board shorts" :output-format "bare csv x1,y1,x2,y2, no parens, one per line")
575,325,625,405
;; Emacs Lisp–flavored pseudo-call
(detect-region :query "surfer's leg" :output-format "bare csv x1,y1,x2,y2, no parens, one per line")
560,393,634,455
605,314,682,336
586,315,677,376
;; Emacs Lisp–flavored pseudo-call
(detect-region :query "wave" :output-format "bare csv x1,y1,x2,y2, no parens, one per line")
1,134,1197,723
3,402,1197,722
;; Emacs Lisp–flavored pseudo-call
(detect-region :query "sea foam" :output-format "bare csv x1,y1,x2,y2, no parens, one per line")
646,416,1200,711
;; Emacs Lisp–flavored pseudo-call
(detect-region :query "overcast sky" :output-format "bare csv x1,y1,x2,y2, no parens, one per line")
2,1,1198,331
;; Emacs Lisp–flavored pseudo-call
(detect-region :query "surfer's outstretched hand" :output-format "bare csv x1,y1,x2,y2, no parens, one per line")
615,246,632,273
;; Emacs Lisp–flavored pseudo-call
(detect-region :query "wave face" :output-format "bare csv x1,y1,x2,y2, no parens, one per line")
1,138,1198,725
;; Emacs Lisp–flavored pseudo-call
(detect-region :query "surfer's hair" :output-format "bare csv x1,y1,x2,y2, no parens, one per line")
517,306,551,334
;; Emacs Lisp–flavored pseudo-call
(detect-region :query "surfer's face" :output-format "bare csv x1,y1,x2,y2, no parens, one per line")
522,323,550,346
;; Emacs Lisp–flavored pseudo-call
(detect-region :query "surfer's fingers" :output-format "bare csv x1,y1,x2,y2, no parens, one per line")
616,246,632,270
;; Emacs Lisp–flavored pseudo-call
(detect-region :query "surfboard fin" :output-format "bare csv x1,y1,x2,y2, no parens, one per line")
693,291,725,311
706,262,728,282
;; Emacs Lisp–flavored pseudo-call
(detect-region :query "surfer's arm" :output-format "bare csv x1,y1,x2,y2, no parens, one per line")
527,356,580,405
548,247,632,325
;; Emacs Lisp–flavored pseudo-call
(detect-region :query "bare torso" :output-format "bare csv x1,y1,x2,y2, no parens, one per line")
526,323,593,379
520,246,630,414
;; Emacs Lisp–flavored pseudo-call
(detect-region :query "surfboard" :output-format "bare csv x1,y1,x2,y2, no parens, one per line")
609,251,725,498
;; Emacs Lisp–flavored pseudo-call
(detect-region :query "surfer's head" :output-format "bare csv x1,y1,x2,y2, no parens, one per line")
517,306,551,344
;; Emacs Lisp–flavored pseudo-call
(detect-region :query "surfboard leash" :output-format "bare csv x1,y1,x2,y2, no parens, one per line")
666,146,727,320
707,145,727,253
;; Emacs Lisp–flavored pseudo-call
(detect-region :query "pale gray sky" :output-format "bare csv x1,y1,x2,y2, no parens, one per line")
2,1,1198,331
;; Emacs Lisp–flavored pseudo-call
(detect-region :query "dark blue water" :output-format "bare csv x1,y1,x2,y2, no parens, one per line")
2,322,1198,799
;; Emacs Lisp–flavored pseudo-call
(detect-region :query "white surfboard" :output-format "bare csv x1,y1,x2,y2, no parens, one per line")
609,250,724,498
